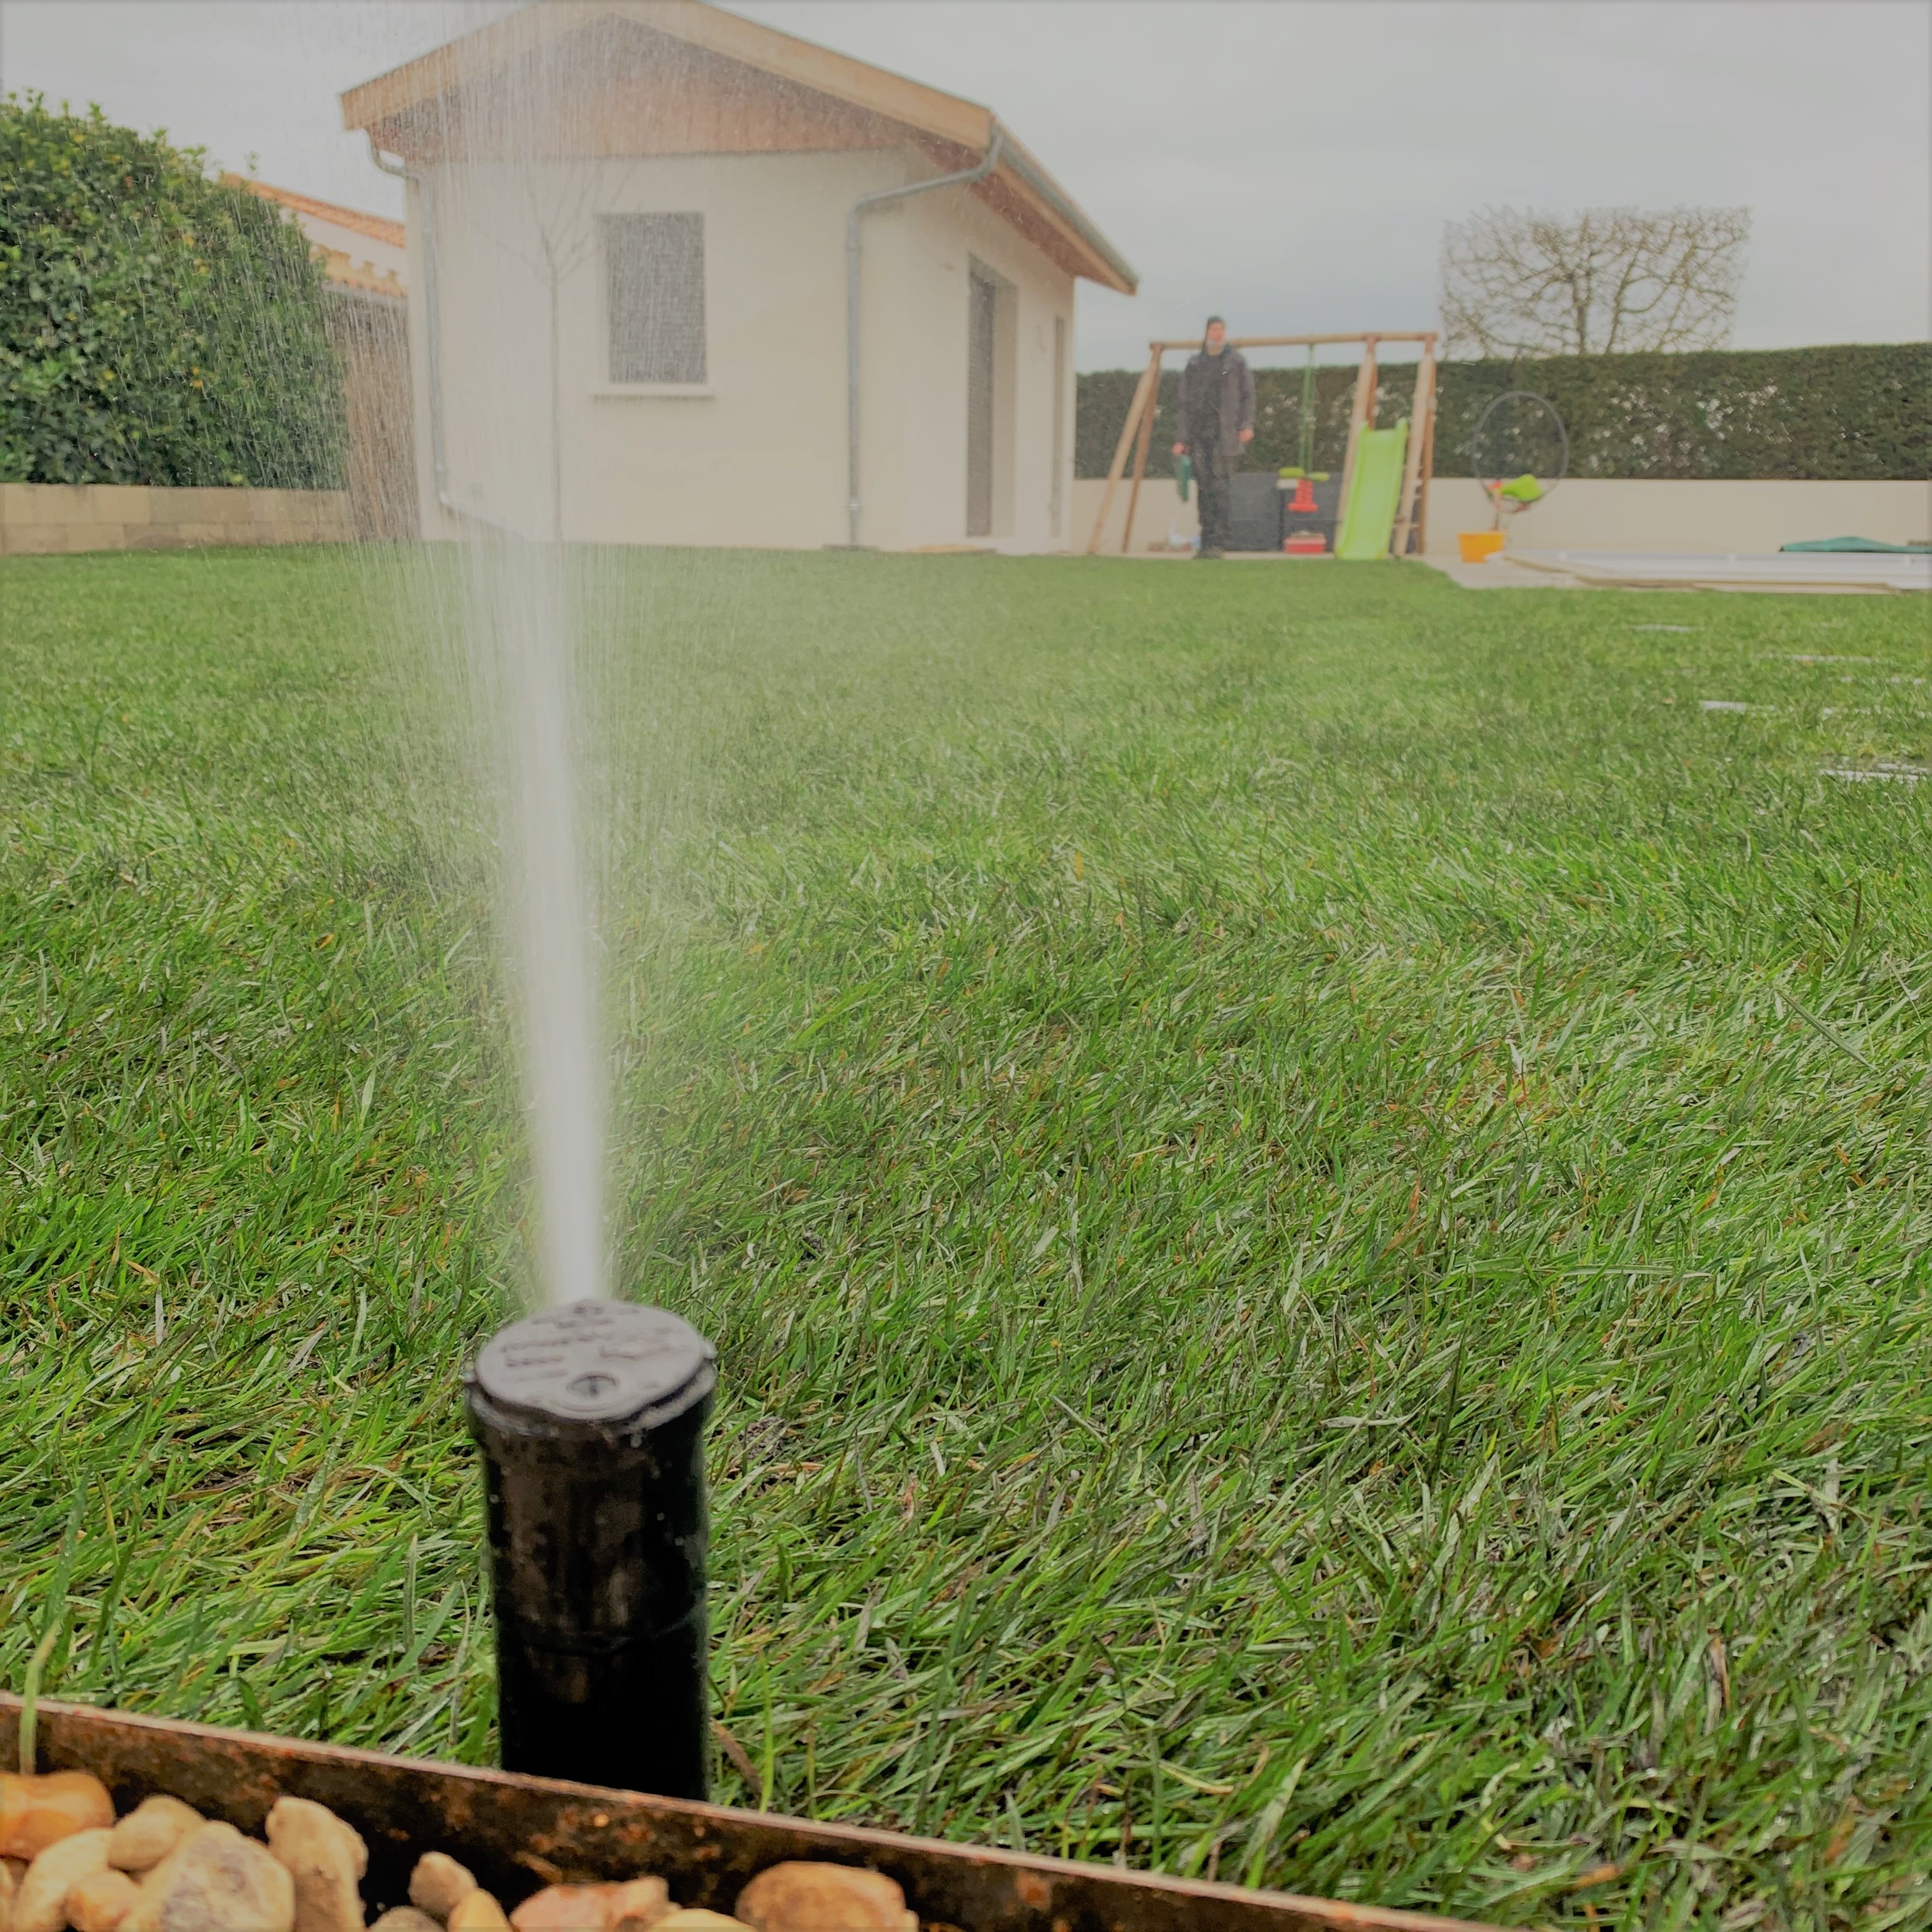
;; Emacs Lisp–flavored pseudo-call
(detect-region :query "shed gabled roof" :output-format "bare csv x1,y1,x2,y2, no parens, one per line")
339,0,1136,294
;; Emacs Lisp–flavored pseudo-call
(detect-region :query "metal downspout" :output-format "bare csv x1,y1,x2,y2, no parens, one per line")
368,137,523,540
845,126,1005,549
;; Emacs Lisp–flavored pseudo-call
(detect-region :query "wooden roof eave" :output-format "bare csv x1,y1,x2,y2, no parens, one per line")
341,0,1137,292
988,127,1137,295
342,0,988,151
911,134,1135,295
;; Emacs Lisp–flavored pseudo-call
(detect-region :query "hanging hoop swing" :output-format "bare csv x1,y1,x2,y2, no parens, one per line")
1467,390,1569,532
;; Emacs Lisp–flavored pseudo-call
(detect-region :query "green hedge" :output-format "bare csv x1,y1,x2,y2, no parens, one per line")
1077,344,1931,482
1,95,344,489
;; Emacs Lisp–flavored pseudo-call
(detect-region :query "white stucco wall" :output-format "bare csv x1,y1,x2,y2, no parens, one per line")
860,185,1077,551
401,150,1077,552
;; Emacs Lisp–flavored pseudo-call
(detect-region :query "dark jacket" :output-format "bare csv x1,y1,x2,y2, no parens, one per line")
1175,346,1255,452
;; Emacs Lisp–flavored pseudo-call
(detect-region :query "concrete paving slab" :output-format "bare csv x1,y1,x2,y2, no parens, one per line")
1417,555,1591,589
1512,550,1931,594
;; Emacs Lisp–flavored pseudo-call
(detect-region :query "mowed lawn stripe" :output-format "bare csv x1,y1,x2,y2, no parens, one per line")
1,548,1927,1924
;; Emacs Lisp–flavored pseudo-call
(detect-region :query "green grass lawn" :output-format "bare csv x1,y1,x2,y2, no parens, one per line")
3,548,1928,1928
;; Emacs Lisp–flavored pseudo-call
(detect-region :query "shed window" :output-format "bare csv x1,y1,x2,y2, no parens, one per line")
604,213,705,384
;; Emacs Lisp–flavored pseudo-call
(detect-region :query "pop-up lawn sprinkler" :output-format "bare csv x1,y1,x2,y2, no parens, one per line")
464,1300,716,1798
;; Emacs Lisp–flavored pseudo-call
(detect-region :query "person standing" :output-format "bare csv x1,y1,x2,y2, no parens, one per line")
1172,318,1255,558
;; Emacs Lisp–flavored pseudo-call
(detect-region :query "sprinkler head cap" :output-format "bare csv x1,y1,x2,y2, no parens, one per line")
468,1298,715,1436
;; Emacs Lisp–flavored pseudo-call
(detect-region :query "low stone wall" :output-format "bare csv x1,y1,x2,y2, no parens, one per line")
1071,476,1930,558
1,485,354,556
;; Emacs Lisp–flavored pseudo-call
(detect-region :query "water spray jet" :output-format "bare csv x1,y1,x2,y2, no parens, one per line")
464,1300,716,1798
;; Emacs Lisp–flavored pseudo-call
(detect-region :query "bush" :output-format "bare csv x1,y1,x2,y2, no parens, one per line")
0,95,345,488
1078,344,1931,482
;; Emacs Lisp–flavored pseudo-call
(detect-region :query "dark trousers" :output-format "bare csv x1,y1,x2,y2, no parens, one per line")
1193,435,1233,551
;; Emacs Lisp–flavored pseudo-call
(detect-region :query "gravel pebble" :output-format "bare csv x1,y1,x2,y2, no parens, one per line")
410,1850,479,1921
0,1773,117,1861
121,1821,295,1932
67,1867,144,1932
266,1797,367,1932
108,1799,204,1876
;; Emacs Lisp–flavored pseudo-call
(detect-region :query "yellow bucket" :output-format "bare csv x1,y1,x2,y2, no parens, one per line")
1458,531,1505,563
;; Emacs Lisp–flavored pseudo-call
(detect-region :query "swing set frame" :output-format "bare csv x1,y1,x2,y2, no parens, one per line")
1085,331,1440,557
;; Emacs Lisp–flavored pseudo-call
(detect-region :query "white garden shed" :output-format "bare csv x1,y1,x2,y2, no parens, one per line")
341,0,1136,551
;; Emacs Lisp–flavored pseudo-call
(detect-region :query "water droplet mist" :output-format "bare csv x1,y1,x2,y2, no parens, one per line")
363,13,648,1308
477,545,606,1304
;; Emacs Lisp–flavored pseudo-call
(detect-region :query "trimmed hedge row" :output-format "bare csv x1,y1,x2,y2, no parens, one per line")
1077,344,1931,482
1,96,344,489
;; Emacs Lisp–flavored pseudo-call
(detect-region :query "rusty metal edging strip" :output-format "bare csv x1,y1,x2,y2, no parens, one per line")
1,1696,1501,1932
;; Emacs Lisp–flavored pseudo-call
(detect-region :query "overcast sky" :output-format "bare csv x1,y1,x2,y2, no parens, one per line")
4,0,1926,369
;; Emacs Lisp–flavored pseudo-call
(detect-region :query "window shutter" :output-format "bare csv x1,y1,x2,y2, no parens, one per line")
604,213,705,384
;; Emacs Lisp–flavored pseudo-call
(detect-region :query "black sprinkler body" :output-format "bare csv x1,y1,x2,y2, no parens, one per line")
464,1299,716,1798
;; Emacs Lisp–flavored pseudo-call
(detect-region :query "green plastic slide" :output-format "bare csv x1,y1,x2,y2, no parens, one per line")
1335,420,1409,560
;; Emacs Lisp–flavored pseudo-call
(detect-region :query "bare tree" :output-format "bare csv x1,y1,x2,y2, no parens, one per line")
448,156,632,542
443,43,640,543
1441,206,1751,358
523,164,606,546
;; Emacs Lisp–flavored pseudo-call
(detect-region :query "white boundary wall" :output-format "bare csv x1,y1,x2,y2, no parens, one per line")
1073,477,1929,558
8,477,1921,562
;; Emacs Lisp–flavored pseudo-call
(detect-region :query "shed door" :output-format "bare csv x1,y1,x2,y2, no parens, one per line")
966,270,997,538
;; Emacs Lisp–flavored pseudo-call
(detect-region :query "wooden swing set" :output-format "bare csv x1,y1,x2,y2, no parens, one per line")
1085,331,1440,557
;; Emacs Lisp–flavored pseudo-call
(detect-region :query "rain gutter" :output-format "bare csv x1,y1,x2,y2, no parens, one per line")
995,135,1138,298
844,126,1004,549
368,138,523,540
